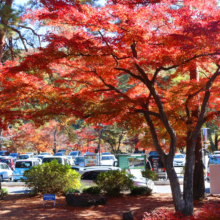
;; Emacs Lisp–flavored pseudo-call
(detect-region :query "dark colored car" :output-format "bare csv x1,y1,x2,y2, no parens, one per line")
74,156,84,166
54,152,65,156
57,149,66,153
0,157,15,170
148,154,166,179
9,153,20,159
0,150,10,156
69,151,81,158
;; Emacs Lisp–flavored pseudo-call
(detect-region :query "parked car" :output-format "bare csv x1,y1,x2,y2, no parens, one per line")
0,162,13,182
67,156,74,165
71,165,121,187
173,153,186,167
212,151,220,155
207,155,220,182
69,151,81,158
101,152,111,156
13,159,40,182
37,155,45,161
148,154,166,179
0,157,15,170
0,150,10,156
39,152,52,156
9,152,20,159
25,152,37,156
127,169,155,191
57,149,67,155
42,156,70,165
74,156,85,166
19,154,34,160
54,152,65,156
100,155,118,166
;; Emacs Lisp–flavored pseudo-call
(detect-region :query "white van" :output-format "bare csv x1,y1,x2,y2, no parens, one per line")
42,156,70,165
13,159,40,182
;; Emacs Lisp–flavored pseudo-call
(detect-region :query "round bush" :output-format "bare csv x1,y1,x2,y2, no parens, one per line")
141,169,158,181
0,188,9,200
94,169,134,195
130,186,152,195
65,188,80,194
82,186,101,195
23,160,81,194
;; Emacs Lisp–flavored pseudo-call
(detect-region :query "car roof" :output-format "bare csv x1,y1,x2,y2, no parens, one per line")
15,159,37,162
0,162,10,165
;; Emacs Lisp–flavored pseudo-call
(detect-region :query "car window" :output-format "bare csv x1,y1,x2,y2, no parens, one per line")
15,162,32,168
209,156,220,165
75,157,84,163
43,158,62,164
0,159,11,164
101,156,115,160
0,164,3,169
19,155,29,159
3,164,9,169
81,171,97,180
174,155,184,159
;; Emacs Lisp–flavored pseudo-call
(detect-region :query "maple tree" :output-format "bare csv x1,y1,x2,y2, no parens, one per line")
4,0,220,215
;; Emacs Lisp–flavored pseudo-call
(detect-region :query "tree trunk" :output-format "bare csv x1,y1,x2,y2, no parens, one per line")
193,132,205,200
190,64,206,200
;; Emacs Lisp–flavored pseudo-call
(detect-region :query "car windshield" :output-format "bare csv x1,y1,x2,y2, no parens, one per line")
174,155,184,159
102,152,111,155
43,158,62,164
54,153,63,156
0,159,11,163
19,155,29,159
70,152,78,156
101,156,115,160
149,151,159,156
25,153,33,155
209,156,220,165
9,153,17,156
75,157,84,163
40,153,49,155
38,156,44,160
0,152,6,156
15,161,32,168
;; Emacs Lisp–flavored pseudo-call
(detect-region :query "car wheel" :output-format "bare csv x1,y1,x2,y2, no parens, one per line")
0,175,3,182
10,176,13,182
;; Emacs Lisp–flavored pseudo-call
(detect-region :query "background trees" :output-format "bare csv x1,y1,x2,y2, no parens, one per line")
3,0,220,215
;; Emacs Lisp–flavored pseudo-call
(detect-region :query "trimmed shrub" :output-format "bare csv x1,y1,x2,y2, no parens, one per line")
23,160,81,194
141,169,158,181
94,169,134,195
0,188,9,200
66,188,80,194
130,186,152,196
82,186,101,195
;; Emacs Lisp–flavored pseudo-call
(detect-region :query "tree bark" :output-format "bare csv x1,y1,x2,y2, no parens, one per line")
190,64,206,200
0,0,13,62
193,132,205,200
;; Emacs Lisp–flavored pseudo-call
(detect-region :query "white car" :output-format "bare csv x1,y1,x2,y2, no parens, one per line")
173,153,185,167
213,151,220,155
100,155,117,166
0,162,13,182
127,169,155,191
67,156,74,165
71,165,121,187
